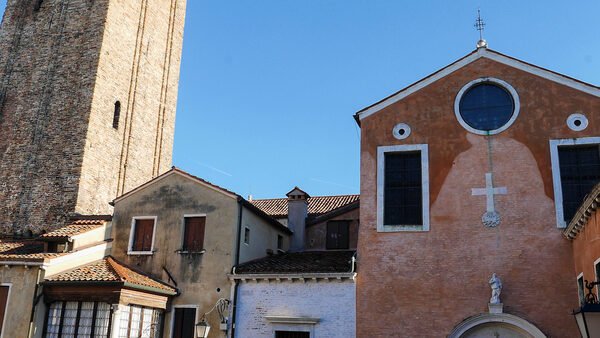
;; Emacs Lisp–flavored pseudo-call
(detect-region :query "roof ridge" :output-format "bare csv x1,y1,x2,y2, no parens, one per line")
105,256,127,282
252,194,359,201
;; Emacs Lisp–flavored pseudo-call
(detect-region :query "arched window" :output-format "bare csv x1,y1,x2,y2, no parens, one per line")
112,101,121,129
34,0,43,11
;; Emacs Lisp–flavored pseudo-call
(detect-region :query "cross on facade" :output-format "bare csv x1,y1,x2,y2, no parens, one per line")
472,173,507,227
472,173,507,213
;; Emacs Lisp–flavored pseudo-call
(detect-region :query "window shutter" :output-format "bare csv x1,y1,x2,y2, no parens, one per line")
184,217,205,251
133,219,155,252
327,221,350,250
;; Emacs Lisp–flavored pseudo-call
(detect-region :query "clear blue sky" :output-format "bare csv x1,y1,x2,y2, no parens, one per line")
1,1,599,199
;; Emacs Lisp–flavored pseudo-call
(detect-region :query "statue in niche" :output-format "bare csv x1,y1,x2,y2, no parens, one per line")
489,273,502,304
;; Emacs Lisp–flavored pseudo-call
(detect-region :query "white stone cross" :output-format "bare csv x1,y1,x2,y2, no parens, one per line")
472,173,507,212
471,173,507,227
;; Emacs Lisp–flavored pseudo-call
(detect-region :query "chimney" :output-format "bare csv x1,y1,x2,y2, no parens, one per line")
286,187,309,252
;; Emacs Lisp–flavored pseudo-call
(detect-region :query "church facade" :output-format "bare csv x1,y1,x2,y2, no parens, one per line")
355,46,599,337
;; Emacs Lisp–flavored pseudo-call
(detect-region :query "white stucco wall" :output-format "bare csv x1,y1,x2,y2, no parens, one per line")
234,280,356,338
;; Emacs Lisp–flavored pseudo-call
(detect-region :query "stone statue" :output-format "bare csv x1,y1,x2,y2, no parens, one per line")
489,273,502,304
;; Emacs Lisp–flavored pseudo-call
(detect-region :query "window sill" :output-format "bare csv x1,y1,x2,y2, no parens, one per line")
127,251,154,256
377,224,428,232
176,249,206,255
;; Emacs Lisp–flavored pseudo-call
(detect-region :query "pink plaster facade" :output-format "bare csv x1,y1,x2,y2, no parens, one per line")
357,51,599,337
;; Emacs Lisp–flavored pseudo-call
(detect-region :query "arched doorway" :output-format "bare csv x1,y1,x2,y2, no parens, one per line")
449,313,547,338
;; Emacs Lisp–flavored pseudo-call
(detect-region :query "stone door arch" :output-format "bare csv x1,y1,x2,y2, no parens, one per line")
449,313,547,338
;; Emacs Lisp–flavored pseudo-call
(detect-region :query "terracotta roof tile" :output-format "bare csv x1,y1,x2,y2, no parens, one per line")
234,250,356,274
40,219,106,240
251,195,359,218
0,240,64,262
46,257,177,294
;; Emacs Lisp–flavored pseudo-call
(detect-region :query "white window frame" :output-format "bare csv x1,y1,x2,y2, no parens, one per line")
169,305,199,338
377,144,430,232
0,283,11,338
180,214,207,253
127,216,158,255
577,272,585,306
549,136,600,228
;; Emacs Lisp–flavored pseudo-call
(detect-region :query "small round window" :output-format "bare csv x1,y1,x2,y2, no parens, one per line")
454,78,520,135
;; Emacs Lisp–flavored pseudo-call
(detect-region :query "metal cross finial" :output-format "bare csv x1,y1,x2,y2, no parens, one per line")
474,9,488,48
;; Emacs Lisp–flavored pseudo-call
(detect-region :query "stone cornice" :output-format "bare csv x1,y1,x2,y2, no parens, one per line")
564,183,600,240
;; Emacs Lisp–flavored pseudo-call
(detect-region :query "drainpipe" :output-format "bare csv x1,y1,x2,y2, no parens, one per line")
230,200,244,338
28,266,44,338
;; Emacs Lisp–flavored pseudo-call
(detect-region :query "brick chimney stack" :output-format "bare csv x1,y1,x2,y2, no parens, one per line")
286,187,309,252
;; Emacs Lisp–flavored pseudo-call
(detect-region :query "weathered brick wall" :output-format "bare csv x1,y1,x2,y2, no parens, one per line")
235,280,356,338
0,0,186,235
357,57,600,337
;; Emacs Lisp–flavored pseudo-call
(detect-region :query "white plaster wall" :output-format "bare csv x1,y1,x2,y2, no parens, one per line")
235,280,356,338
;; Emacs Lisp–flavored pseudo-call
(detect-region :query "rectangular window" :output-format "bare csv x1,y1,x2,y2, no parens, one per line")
43,301,113,338
244,227,250,245
183,216,206,252
550,138,600,227
377,144,429,232
558,145,600,223
129,217,156,253
275,331,310,338
277,234,283,250
578,275,585,306
0,285,9,336
117,305,162,338
326,221,350,250
172,307,196,338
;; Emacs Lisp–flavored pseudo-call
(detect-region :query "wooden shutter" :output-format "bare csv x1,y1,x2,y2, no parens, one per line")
183,217,205,252
133,219,155,252
327,221,349,250
0,286,8,334
173,308,196,338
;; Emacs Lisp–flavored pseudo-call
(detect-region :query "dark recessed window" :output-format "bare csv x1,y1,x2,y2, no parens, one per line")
384,151,423,226
244,227,250,245
112,101,121,129
459,83,515,132
34,0,43,11
277,234,283,250
558,145,600,223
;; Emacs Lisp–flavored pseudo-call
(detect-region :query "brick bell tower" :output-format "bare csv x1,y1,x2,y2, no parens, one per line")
0,0,187,236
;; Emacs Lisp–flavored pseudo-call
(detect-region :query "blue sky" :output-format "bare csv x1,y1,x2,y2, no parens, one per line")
1,1,599,199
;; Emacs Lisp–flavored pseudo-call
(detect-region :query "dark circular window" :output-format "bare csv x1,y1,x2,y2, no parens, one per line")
458,82,515,131
454,78,520,135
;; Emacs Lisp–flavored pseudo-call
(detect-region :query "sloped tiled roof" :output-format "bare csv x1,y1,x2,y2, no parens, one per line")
46,257,177,294
251,195,360,218
0,240,64,262
40,219,106,240
234,250,356,274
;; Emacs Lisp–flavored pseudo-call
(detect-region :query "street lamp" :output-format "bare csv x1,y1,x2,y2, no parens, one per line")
195,298,230,338
195,318,210,338
573,280,600,338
